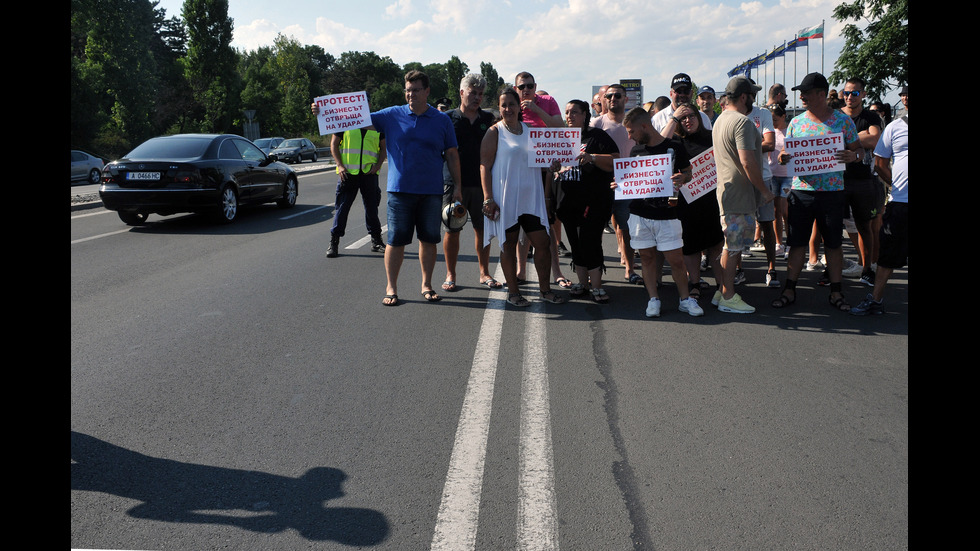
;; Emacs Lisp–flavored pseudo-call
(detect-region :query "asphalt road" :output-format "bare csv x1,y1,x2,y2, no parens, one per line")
71,163,908,550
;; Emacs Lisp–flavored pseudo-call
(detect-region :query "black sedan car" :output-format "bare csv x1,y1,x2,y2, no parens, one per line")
100,134,298,225
270,138,318,164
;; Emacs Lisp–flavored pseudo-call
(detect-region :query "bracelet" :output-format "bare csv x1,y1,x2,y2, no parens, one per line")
483,198,495,205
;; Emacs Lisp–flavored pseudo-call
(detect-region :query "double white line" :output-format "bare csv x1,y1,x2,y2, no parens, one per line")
431,268,559,550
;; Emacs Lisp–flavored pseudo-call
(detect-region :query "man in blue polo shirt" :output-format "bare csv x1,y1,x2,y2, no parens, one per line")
371,70,462,306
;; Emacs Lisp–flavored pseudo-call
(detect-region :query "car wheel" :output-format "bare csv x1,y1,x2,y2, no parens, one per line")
118,211,148,226
311,151,318,162
217,186,238,223
278,177,298,208
88,168,101,185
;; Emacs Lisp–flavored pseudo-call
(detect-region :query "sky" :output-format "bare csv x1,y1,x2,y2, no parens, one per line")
153,0,902,108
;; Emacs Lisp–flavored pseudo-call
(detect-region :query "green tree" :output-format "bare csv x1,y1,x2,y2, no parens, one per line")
480,61,504,107
830,0,907,100
182,0,239,133
271,34,312,135
239,46,282,135
325,51,403,109
444,56,468,107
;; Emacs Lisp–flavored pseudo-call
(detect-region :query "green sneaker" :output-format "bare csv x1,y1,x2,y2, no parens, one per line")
718,293,755,314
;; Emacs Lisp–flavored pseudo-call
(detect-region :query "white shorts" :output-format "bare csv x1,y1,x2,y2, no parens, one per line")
627,215,683,251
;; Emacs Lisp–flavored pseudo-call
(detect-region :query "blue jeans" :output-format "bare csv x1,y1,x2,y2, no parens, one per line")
386,192,442,246
332,172,382,239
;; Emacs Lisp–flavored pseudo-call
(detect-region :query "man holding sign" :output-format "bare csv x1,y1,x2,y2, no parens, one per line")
617,107,702,317
774,72,861,312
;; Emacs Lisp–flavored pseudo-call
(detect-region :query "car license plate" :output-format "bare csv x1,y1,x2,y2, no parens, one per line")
126,172,161,181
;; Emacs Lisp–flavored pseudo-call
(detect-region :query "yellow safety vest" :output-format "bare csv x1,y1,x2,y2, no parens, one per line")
337,129,381,175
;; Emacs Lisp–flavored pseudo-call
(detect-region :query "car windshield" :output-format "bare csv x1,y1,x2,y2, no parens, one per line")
280,139,303,148
125,136,212,160
254,138,272,148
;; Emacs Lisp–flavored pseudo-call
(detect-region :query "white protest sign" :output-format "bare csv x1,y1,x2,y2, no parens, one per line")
784,132,845,177
613,154,673,200
681,147,716,203
527,128,582,167
314,92,370,135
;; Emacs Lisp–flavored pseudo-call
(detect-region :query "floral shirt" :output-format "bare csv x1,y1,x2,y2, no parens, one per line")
787,109,859,192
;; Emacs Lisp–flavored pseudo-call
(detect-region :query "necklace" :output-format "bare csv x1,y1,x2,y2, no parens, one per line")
502,120,521,134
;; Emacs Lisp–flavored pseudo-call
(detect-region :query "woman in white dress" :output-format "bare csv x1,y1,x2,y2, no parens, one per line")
480,87,567,306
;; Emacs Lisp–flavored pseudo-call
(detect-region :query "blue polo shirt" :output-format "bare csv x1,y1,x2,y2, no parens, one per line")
370,104,458,195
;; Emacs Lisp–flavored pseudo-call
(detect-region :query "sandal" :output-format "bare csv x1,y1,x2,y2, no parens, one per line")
421,290,442,302
480,277,503,289
540,291,568,304
569,283,587,297
555,277,573,289
829,294,851,312
591,287,609,303
626,273,644,285
441,280,457,292
771,291,796,309
382,294,399,306
507,294,530,307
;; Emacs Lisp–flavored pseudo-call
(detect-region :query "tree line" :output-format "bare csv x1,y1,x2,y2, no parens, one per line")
71,0,505,159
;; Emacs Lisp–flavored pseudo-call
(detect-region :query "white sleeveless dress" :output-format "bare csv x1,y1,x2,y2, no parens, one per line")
483,122,550,246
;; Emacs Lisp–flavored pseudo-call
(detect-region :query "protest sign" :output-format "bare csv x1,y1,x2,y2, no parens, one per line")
680,147,716,203
784,132,845,177
314,92,370,135
613,154,673,200
527,128,582,167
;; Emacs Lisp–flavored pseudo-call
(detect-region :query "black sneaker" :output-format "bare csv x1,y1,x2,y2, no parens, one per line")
817,270,830,286
860,271,875,287
371,237,386,252
850,293,884,315
558,241,571,257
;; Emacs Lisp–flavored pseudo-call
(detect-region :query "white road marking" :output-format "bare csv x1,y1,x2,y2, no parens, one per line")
517,301,559,550
345,225,388,249
432,267,559,550
71,229,131,244
431,266,507,551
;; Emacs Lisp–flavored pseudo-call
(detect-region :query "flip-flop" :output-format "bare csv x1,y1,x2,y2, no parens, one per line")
569,283,587,296
507,294,530,307
480,277,503,289
591,288,609,303
555,277,573,289
382,294,399,306
421,290,442,302
441,280,457,292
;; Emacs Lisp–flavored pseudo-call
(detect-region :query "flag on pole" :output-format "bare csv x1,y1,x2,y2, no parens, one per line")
798,23,824,40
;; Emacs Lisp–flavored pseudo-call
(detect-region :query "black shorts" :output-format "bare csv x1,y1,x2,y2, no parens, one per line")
877,202,908,269
786,190,845,249
506,214,547,235
443,184,485,232
843,177,879,222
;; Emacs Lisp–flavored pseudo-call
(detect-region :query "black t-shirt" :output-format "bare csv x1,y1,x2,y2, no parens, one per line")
844,108,881,179
555,126,619,223
628,138,691,220
448,108,496,187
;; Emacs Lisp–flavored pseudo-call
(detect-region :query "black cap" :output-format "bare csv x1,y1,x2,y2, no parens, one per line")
671,73,693,90
899,85,908,96
792,72,829,92
725,76,762,97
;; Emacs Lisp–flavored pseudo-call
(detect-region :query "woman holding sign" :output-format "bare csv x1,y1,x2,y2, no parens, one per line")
551,99,619,302
481,87,566,306
674,104,725,302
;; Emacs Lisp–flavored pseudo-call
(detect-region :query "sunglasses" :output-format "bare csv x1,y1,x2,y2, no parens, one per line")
517,83,536,91
841,90,862,97
605,92,623,99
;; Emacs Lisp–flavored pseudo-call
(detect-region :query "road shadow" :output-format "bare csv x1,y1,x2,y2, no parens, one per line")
71,431,389,545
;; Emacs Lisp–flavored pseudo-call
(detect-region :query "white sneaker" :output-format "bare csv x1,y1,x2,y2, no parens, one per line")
718,293,756,314
645,297,661,318
842,259,863,277
679,297,704,317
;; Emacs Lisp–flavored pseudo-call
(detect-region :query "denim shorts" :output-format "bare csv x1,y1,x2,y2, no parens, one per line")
387,192,442,246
